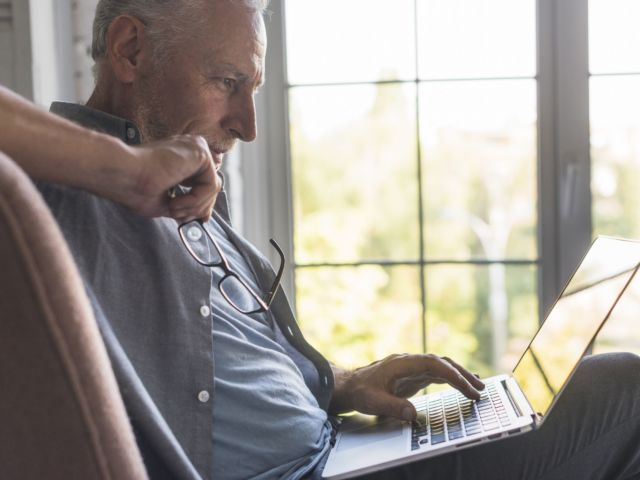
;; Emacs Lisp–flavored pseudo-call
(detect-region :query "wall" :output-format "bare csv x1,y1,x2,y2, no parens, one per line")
0,0,33,98
72,0,97,102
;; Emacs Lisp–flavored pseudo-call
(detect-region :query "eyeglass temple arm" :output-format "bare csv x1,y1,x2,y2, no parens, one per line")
265,238,286,307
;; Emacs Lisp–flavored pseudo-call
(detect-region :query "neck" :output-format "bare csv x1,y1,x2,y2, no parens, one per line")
86,75,136,126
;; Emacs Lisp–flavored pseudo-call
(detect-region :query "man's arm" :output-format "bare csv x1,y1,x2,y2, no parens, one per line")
329,354,485,422
0,85,219,222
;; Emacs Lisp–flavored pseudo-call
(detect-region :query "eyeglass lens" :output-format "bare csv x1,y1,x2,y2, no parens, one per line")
219,276,264,314
181,221,266,314
181,221,223,265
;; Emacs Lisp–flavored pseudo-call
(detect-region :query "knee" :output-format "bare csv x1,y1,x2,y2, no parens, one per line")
578,352,640,387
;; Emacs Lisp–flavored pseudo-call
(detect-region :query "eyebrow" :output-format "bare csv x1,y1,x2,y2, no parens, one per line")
207,62,263,89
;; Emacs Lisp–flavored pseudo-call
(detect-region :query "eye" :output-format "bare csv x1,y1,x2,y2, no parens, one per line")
222,78,237,91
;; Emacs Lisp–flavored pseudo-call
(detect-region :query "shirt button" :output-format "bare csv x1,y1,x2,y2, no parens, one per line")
187,226,203,242
200,305,211,317
126,126,136,140
197,390,210,403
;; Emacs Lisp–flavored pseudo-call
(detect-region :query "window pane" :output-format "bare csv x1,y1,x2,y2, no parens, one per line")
285,0,416,84
425,264,538,377
417,0,536,79
589,0,640,74
420,80,538,260
591,76,640,239
593,272,640,356
296,265,423,366
291,84,419,264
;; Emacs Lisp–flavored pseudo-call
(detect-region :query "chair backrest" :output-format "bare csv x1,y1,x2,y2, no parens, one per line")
0,151,148,479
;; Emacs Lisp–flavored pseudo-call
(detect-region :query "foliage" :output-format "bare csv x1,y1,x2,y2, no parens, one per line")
290,82,539,373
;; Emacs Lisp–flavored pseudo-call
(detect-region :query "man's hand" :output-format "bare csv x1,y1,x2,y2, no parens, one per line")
329,354,485,422
0,85,221,221
117,135,220,222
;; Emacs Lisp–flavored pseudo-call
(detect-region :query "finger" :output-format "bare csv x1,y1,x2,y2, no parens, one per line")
169,201,208,223
442,356,485,390
389,355,481,400
170,191,217,222
358,390,417,422
173,213,197,224
191,134,210,154
174,134,216,183
168,173,219,219
432,360,481,401
169,188,212,213
393,373,443,396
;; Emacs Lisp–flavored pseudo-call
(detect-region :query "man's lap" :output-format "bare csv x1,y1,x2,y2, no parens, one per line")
353,352,640,480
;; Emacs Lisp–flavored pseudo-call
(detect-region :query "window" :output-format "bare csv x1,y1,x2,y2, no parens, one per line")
240,0,629,371
589,0,640,355
589,0,640,239
282,0,540,374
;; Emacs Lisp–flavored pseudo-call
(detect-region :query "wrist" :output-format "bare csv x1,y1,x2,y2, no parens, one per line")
81,133,139,203
329,365,356,414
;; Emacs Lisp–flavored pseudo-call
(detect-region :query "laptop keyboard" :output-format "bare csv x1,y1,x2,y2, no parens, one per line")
410,382,512,450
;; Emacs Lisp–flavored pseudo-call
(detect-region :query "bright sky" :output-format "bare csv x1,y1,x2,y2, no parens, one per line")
589,0,640,74
285,0,640,156
284,0,536,140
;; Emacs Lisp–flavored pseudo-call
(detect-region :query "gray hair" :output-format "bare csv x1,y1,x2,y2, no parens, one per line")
91,0,269,75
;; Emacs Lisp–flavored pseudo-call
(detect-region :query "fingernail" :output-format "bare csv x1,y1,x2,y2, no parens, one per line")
402,407,414,422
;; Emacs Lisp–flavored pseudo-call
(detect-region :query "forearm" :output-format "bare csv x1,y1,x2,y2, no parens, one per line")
0,85,134,195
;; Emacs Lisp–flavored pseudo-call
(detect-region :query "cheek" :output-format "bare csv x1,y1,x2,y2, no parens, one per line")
187,90,229,124
160,83,220,128
164,93,229,138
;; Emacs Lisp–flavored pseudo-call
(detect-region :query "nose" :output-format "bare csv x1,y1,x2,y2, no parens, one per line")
224,90,257,142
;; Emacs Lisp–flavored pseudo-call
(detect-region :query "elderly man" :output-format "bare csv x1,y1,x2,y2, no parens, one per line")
39,0,640,479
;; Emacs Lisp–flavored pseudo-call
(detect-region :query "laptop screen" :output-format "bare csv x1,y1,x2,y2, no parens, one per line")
512,236,640,417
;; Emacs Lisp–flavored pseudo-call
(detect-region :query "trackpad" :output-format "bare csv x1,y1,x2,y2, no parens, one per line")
337,415,404,452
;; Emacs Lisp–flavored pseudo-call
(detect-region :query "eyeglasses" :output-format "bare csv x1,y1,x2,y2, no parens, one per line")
178,220,285,314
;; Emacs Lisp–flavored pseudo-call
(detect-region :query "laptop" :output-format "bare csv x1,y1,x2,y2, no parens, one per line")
322,236,640,479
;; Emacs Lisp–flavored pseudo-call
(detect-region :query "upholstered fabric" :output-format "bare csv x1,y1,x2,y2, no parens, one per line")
0,151,147,479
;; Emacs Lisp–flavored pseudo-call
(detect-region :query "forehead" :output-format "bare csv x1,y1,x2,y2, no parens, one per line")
190,1,266,73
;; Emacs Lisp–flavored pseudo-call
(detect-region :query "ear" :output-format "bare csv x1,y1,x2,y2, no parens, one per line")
105,15,148,84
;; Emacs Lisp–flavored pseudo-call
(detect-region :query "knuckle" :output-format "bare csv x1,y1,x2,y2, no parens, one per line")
424,353,439,363
382,354,399,364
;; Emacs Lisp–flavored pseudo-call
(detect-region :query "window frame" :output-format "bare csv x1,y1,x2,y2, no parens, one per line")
240,0,592,324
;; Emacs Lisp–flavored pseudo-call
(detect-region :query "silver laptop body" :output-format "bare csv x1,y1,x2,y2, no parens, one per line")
323,236,640,479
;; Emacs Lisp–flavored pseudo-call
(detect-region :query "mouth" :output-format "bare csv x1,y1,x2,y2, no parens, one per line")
209,147,227,171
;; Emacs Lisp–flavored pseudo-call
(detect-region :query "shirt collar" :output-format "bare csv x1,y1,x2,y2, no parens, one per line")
50,102,142,145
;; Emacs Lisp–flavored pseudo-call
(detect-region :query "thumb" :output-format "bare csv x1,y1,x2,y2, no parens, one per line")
366,391,416,422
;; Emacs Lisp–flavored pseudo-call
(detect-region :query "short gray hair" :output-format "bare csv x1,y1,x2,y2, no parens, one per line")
91,0,269,72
